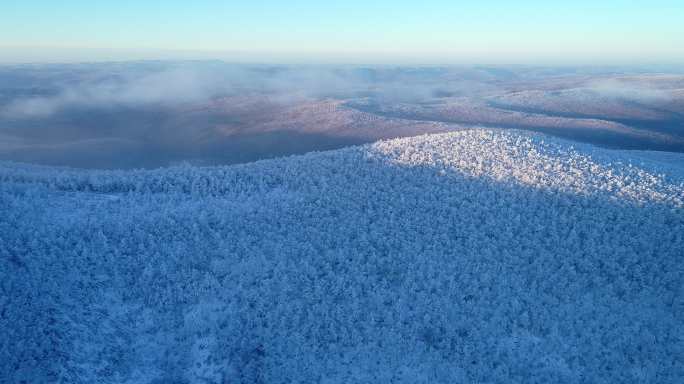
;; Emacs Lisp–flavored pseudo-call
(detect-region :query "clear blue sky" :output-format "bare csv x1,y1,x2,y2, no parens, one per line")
1,0,683,64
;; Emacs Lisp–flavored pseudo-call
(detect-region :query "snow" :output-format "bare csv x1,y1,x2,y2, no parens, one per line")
1,129,683,383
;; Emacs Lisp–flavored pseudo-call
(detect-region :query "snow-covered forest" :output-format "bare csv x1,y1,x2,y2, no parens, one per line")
1,129,683,383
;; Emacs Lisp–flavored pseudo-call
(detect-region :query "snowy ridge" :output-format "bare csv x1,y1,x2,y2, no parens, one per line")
1,129,683,383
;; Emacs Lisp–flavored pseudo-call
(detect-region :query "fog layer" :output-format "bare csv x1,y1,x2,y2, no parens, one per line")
1,62,683,169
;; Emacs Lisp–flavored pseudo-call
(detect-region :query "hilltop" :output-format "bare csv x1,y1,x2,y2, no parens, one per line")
1,129,683,383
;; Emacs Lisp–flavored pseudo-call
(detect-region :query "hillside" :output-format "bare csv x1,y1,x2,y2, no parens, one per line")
3,64,684,169
1,129,683,383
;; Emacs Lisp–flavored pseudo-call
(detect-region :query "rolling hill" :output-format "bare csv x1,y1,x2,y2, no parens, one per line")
1,129,683,383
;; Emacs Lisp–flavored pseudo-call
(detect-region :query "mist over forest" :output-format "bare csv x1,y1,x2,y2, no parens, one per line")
2,61,683,169
4,0,684,381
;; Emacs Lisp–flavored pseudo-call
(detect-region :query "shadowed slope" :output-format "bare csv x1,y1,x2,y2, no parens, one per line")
1,129,683,383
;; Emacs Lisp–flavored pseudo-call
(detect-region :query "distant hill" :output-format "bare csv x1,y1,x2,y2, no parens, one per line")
2,63,684,169
1,129,682,383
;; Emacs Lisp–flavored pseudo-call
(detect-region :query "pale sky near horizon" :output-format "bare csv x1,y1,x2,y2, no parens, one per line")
1,1,683,64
